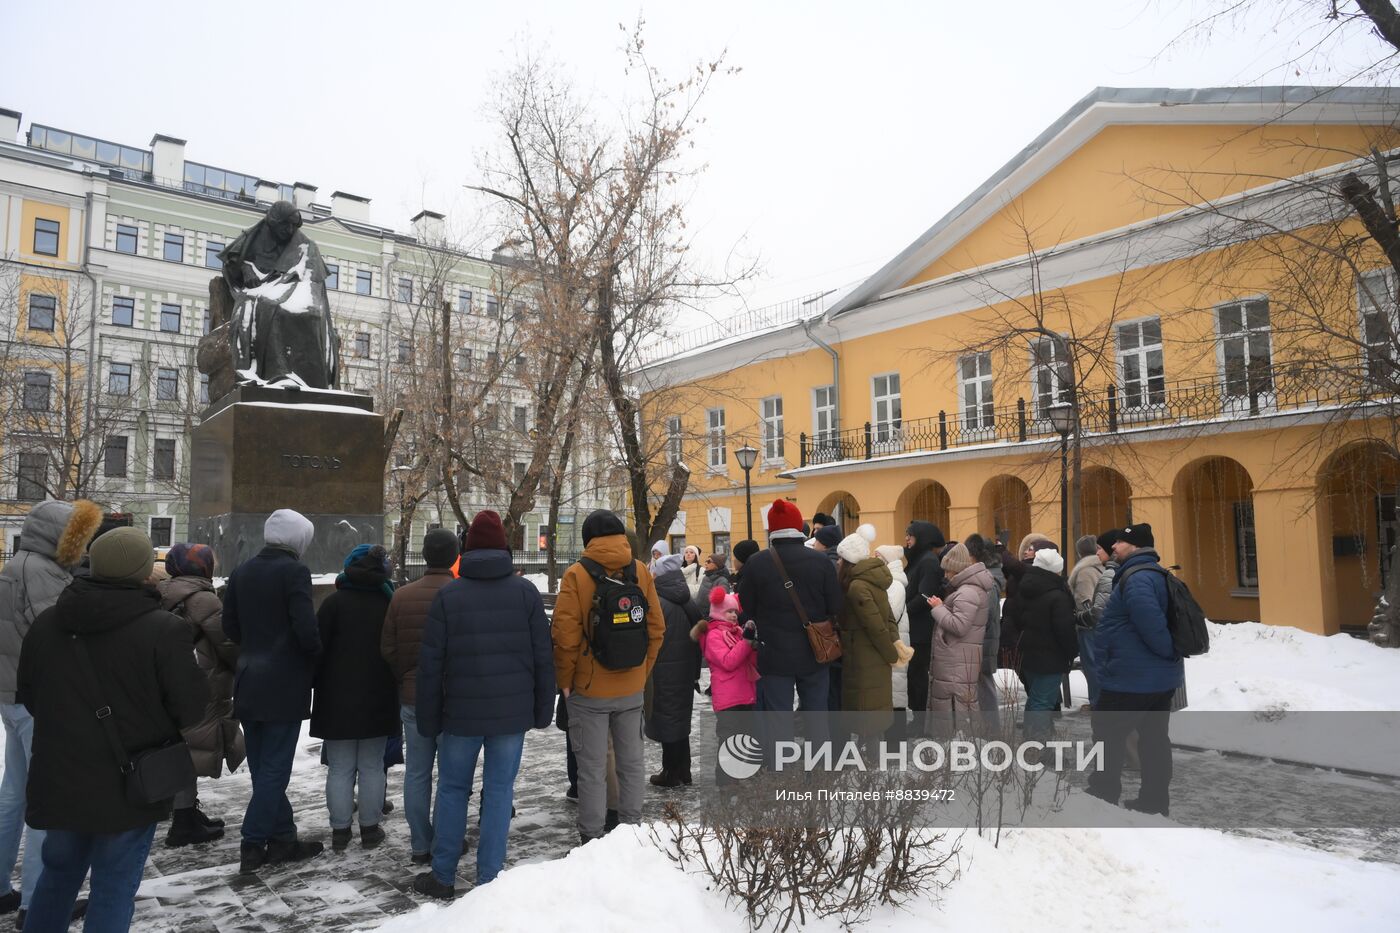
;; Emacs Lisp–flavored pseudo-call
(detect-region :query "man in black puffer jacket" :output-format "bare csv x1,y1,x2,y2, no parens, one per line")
1013,548,1078,742
413,511,554,900
18,527,205,933
903,520,947,713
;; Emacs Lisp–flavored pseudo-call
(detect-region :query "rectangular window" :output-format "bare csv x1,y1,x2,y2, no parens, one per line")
115,224,138,254
812,385,837,457
397,277,413,303
149,517,173,549
712,532,731,555
1117,319,1166,410
107,362,132,396
156,367,179,402
872,373,902,449
205,241,223,269
486,403,499,430
16,453,46,502
666,416,682,465
958,353,995,431
761,396,784,462
112,296,134,327
1031,336,1071,417
153,438,176,481
486,295,499,318
1359,270,1397,385
23,372,50,411
355,332,371,358
458,348,472,371
27,295,56,332
198,373,210,405
397,337,412,363
514,405,528,432
33,218,59,256
355,269,372,296
1233,500,1259,589
1217,299,1273,402
160,303,181,334
458,289,472,313
325,263,339,290
104,436,128,477
707,407,726,470
488,351,499,370
513,462,527,486
202,309,212,336
163,233,184,262
515,354,526,376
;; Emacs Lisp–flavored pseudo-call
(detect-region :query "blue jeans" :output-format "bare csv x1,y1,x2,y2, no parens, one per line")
324,737,387,830
1024,673,1063,741
0,703,42,908
1077,629,1100,708
756,668,830,767
241,720,301,845
432,732,524,887
24,824,155,933
400,705,438,855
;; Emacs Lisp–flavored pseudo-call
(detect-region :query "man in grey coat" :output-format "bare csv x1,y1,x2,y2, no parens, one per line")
0,499,101,918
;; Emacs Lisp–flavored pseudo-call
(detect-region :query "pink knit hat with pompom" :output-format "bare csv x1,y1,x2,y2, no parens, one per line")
709,586,742,619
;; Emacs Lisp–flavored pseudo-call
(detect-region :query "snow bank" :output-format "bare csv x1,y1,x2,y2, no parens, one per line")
364,808,1400,932
523,573,550,594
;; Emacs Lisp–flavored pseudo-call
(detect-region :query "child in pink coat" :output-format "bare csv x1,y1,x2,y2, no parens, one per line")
692,588,757,711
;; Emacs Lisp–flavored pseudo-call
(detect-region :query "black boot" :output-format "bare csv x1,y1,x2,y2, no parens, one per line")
604,809,619,832
166,807,224,847
331,828,352,851
360,824,386,849
192,806,225,830
412,871,455,900
239,841,268,875
267,836,324,864
0,892,18,915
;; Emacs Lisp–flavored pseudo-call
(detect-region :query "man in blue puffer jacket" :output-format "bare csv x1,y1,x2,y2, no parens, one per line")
413,510,554,900
1086,523,1183,816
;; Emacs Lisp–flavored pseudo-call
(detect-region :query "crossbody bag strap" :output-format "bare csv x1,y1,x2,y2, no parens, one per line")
768,545,814,627
68,634,134,775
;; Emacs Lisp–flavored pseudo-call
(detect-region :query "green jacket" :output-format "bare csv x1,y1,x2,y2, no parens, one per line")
838,558,899,712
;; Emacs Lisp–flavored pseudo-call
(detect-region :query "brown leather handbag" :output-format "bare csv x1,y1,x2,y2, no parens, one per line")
770,544,843,663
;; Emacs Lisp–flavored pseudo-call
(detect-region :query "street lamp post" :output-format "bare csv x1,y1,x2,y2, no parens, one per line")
735,444,758,542
1046,402,1074,567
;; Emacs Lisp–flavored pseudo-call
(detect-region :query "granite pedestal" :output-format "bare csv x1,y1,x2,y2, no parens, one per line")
190,385,385,575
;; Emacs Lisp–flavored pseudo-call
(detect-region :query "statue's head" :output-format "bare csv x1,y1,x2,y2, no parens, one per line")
266,201,303,243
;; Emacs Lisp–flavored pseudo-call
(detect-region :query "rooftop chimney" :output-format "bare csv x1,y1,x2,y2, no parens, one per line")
255,179,279,204
293,182,318,211
149,134,186,183
0,109,20,144
330,190,371,224
411,209,445,243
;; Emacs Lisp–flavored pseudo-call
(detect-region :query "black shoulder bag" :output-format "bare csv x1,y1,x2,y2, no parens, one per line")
69,633,195,806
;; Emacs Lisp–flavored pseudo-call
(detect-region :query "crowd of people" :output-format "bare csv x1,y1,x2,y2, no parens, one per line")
0,493,1186,930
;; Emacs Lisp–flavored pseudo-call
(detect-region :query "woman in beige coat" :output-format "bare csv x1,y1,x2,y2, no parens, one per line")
925,543,994,729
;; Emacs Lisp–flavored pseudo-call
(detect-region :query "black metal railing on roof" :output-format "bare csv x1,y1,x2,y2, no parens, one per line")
798,361,1390,467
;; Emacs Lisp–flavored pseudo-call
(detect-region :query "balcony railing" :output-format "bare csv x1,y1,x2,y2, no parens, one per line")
798,361,1391,467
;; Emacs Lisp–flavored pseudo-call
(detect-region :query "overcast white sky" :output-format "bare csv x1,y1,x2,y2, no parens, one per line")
1,1,1389,324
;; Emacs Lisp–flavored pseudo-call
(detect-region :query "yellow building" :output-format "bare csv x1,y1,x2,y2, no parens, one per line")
639,87,1400,636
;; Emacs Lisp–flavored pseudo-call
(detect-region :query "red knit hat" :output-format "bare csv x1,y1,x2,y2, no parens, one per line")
464,510,508,551
768,499,804,533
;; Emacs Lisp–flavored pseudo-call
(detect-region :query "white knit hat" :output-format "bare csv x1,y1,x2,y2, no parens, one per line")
1032,547,1065,575
837,523,878,563
874,544,904,566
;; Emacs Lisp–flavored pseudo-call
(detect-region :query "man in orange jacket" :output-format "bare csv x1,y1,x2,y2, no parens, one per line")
552,511,665,844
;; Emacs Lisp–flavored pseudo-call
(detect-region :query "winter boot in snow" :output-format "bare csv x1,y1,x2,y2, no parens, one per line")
412,871,455,900
267,836,324,865
411,851,431,865
604,809,619,833
0,892,18,914
360,824,386,849
331,828,353,851
193,806,225,830
166,807,224,847
238,842,268,875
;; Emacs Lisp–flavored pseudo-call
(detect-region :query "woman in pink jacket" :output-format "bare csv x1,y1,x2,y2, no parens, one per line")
924,543,994,732
691,589,756,783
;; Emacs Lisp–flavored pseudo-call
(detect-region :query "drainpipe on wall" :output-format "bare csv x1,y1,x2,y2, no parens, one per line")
80,187,101,500
801,316,840,432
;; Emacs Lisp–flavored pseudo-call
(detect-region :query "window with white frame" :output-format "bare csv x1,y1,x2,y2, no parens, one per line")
707,408,726,470
1233,500,1258,589
1217,299,1273,400
156,367,179,402
958,353,994,430
1358,270,1398,384
872,373,901,446
666,416,682,465
1030,335,1071,417
813,385,836,450
1117,318,1165,409
761,396,784,462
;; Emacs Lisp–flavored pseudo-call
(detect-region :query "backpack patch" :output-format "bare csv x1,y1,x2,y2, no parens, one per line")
579,558,650,670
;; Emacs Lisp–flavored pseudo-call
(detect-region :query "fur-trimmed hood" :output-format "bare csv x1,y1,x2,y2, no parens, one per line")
21,499,102,570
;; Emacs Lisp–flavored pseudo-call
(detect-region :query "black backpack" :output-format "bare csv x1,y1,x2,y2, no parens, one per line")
578,557,650,670
1117,564,1210,658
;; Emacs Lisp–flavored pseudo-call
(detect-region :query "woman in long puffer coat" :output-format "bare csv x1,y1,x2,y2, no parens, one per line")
925,543,993,730
874,545,911,709
158,542,244,845
835,533,900,723
644,554,702,787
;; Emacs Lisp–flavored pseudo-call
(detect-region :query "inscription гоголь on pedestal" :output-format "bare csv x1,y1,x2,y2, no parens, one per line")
281,454,344,470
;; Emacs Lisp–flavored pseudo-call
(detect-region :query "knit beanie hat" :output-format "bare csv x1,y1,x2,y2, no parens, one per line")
941,542,975,576
767,500,804,534
465,510,508,551
1017,532,1055,557
265,508,315,559
1096,529,1123,553
812,512,835,528
814,524,843,548
708,585,741,620
732,539,760,566
836,524,877,564
422,528,460,569
655,553,683,576
707,552,728,570
874,544,905,566
1120,523,1155,548
1032,547,1065,575
165,542,215,579
89,527,155,585
581,510,626,545
1076,534,1099,559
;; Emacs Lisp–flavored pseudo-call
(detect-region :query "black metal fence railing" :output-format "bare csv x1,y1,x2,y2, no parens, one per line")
799,361,1388,467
